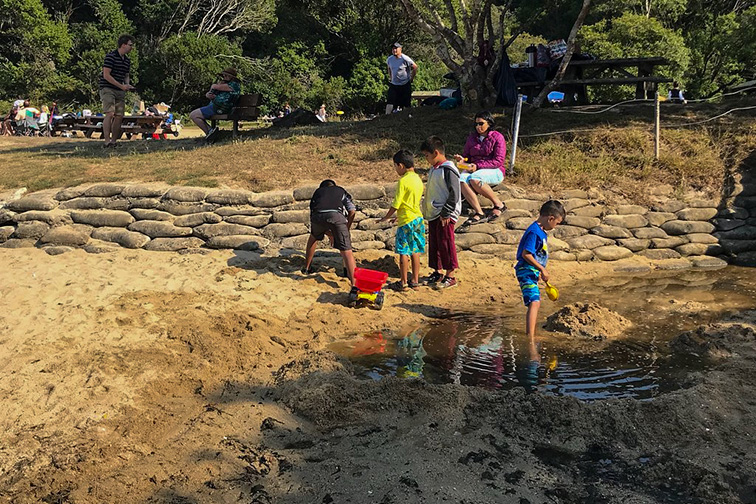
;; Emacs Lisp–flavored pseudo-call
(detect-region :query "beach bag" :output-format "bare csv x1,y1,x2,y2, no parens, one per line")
548,39,568,59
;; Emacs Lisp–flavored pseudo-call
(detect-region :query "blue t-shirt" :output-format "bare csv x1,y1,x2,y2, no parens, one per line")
515,221,548,270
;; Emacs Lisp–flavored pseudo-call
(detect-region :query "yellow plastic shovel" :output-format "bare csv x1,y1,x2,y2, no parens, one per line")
545,282,559,301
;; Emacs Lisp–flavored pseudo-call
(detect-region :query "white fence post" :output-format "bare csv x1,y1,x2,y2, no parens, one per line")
510,94,523,172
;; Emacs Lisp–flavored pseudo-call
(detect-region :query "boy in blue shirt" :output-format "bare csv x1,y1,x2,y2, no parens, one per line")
515,200,565,338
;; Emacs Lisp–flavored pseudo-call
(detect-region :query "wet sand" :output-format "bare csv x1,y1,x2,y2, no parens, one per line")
0,247,754,503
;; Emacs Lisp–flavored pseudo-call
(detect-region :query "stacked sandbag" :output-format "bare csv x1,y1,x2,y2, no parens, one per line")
715,170,756,266
0,176,752,267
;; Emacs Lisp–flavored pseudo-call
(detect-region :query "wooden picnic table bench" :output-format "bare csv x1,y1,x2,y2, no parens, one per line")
51,115,167,139
516,57,672,105
208,93,261,138
411,90,441,105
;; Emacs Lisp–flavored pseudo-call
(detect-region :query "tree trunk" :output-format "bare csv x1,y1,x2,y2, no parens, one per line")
532,0,592,108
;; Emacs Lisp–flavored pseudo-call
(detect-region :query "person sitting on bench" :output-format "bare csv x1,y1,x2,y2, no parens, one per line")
189,67,241,141
667,82,687,104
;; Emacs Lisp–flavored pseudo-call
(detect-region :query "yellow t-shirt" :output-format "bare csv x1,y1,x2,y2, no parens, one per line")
392,171,424,227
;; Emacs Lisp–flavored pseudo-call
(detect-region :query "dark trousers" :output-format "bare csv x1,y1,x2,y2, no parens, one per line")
428,217,459,272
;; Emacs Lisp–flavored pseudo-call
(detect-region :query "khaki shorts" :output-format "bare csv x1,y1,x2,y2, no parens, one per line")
100,87,126,115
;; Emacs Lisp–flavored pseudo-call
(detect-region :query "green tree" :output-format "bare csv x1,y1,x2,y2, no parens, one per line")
139,33,252,111
345,56,387,111
0,0,73,100
579,12,690,101
68,0,136,104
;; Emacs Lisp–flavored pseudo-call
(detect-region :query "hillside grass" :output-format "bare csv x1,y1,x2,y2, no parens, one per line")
1,97,753,201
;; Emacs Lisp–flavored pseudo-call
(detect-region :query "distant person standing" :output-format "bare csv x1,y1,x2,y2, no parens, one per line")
386,42,417,114
99,34,135,148
668,81,687,104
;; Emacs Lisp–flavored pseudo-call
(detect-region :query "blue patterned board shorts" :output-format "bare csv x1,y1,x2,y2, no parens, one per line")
516,266,541,305
395,217,427,256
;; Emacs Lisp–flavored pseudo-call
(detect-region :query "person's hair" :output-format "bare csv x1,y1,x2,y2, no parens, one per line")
117,34,134,48
540,200,566,219
673,81,680,88
392,149,414,168
23,100,29,107
319,179,336,188
420,136,445,155
474,110,495,130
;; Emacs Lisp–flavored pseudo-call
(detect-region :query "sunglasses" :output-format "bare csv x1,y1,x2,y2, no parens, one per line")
475,122,486,126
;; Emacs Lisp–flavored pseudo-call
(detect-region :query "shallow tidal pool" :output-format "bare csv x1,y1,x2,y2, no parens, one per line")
330,266,756,400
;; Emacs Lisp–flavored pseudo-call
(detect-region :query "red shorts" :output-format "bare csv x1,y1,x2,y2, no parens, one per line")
427,217,458,271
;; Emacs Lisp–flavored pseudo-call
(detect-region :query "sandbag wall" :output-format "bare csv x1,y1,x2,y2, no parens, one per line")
0,179,754,265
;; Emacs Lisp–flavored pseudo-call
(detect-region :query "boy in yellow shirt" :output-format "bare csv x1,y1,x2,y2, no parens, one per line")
379,150,426,291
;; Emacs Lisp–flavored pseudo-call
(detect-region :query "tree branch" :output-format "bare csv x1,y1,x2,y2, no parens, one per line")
532,0,592,108
444,0,458,33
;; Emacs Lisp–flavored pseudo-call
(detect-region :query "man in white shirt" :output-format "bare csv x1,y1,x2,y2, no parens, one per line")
386,43,418,114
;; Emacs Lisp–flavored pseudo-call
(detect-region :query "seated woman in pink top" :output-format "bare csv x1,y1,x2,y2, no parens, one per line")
453,110,507,225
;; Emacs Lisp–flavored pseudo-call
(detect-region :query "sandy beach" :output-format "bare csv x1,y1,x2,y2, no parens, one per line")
1,245,755,504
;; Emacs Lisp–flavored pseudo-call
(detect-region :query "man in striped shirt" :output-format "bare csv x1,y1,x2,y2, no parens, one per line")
99,34,135,148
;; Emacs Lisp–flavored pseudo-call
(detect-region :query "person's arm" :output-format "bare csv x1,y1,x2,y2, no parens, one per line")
102,67,134,91
680,90,686,103
522,251,549,283
410,62,418,81
387,62,392,82
343,191,357,229
379,206,397,223
211,82,234,92
440,165,460,225
473,133,506,170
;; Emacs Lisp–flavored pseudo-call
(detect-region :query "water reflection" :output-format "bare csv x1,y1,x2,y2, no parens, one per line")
332,316,693,400
330,267,756,401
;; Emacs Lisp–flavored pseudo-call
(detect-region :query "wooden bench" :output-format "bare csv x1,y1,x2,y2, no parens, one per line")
209,93,261,138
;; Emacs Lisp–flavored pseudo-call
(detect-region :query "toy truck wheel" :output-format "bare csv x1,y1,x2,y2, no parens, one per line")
371,291,385,310
348,290,358,308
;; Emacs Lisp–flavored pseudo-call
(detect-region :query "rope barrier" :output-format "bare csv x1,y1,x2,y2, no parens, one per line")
661,105,756,128
535,85,756,115
514,104,755,138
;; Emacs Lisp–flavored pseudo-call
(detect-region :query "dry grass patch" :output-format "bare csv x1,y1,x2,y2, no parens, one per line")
0,100,753,197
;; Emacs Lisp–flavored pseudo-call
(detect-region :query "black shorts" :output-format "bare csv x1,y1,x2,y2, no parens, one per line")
387,82,412,108
310,212,352,251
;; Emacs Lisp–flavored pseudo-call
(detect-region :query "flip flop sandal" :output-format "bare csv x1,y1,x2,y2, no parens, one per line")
388,281,408,292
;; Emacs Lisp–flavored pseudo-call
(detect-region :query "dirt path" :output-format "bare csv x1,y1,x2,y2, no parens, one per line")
0,248,754,503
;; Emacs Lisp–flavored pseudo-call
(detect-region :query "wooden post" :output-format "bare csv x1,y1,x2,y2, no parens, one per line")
510,94,523,172
654,91,660,160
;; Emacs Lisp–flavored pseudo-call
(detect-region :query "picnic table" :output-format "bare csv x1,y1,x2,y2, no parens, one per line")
411,90,441,106
51,115,168,139
515,57,672,105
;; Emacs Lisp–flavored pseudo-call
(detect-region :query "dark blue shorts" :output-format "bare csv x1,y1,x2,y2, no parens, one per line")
199,103,217,119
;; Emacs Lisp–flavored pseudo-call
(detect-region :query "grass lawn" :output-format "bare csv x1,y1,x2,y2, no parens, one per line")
1,99,753,200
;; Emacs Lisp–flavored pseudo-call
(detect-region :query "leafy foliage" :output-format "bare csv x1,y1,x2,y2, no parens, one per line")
0,0,754,112
580,13,689,101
